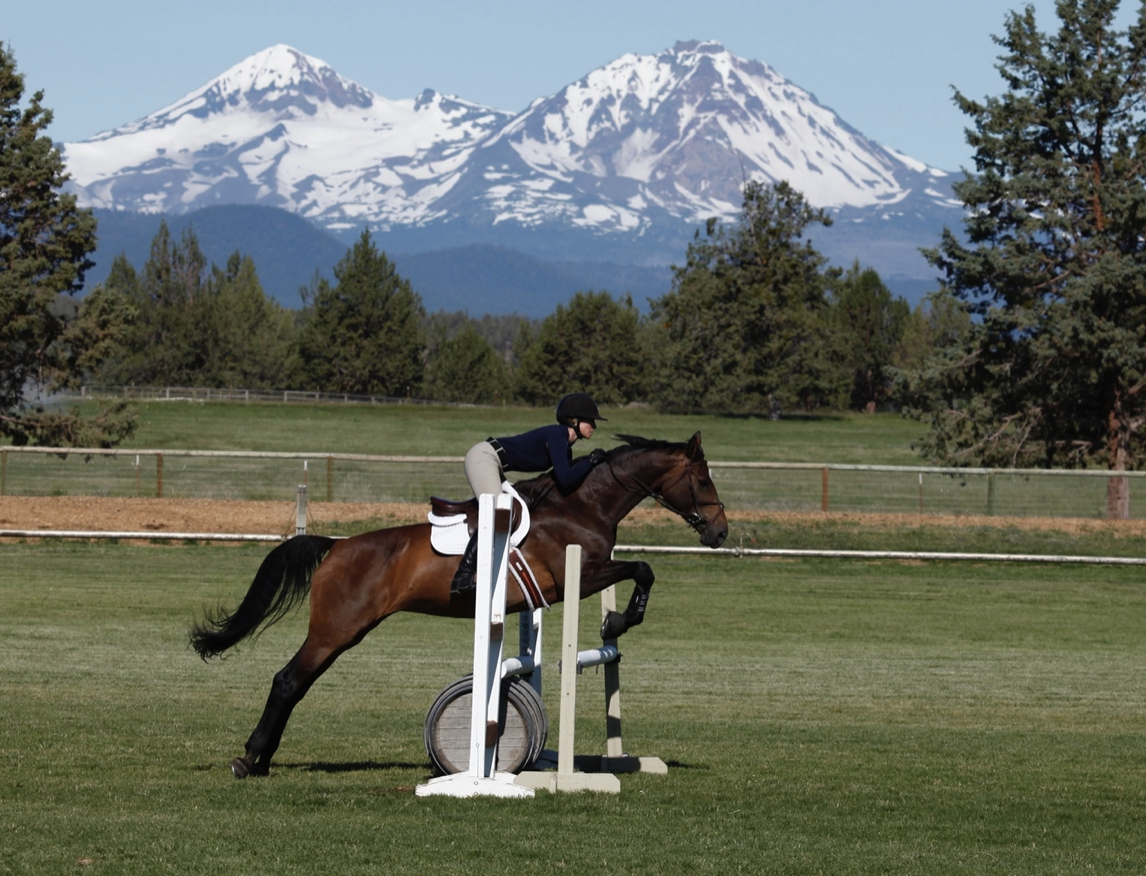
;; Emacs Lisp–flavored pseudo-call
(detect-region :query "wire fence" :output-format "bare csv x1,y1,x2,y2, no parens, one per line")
2,446,1143,520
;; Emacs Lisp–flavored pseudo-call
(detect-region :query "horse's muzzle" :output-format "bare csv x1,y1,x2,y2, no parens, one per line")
700,514,728,549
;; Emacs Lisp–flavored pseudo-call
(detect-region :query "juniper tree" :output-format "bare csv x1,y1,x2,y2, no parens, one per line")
903,0,1146,517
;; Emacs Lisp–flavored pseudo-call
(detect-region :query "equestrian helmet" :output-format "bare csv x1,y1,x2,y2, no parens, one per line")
555,392,606,424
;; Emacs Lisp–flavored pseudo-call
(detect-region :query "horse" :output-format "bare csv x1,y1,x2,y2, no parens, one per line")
190,432,728,778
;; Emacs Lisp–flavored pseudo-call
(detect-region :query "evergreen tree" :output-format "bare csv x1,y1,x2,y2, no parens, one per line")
514,290,648,406
101,231,297,389
904,0,1146,517
649,180,847,415
203,252,297,388
102,221,211,385
0,43,134,445
297,230,425,396
827,263,911,413
423,318,509,404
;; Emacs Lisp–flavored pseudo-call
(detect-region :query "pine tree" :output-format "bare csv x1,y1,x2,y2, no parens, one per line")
0,43,135,445
203,252,297,388
649,180,847,415
424,320,509,404
103,220,211,385
513,290,648,406
297,230,425,396
906,0,1146,517
827,263,911,413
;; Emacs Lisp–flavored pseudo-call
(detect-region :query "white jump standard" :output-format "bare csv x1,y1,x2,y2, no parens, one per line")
417,498,666,797
416,492,535,798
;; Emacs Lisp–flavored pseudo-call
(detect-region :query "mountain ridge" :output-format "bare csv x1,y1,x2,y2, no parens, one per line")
62,40,959,294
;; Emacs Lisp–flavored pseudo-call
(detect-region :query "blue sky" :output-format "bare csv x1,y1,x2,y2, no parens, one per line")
3,0,1129,171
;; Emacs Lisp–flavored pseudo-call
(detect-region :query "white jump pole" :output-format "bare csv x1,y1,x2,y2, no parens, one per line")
417,492,534,798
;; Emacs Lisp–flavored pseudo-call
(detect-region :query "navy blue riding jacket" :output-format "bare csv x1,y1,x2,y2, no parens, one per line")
494,424,593,490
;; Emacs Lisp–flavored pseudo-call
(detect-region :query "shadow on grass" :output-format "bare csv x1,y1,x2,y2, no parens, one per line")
291,759,428,774
663,759,708,770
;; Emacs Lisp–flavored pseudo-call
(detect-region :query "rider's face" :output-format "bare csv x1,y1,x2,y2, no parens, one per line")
577,419,596,440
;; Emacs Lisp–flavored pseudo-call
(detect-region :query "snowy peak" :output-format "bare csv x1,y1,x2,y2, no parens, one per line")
61,41,955,245
501,39,941,214
63,45,512,224
89,45,373,141
199,44,374,113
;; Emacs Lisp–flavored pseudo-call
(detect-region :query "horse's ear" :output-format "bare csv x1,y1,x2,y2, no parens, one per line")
686,431,703,460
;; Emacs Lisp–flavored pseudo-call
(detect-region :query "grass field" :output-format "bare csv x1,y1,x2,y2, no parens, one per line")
3,540,1146,875
99,399,928,465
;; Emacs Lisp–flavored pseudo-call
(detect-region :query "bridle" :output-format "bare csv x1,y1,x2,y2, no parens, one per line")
605,454,725,533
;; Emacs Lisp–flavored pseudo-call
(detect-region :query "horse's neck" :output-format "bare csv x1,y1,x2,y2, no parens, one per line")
594,449,674,524
526,448,678,527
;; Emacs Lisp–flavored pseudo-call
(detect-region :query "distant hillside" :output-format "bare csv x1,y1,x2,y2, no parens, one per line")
89,206,346,308
86,205,676,315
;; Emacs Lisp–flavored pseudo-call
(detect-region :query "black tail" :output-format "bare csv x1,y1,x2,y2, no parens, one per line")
189,535,336,660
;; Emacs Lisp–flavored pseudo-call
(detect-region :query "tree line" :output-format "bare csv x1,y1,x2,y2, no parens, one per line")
72,194,949,418
6,0,1146,521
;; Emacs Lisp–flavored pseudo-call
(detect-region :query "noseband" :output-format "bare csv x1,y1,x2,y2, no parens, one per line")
606,455,725,533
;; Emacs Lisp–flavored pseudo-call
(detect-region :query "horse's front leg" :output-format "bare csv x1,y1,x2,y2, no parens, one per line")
581,559,655,640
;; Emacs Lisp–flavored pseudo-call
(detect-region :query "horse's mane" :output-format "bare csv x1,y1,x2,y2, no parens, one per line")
511,434,692,507
613,433,698,457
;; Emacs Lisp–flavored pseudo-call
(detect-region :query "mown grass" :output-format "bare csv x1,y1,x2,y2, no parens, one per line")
618,511,1146,558
3,540,1146,875
103,399,926,464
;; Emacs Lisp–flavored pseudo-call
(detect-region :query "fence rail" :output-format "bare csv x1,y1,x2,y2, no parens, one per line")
2,446,1143,520
75,385,441,406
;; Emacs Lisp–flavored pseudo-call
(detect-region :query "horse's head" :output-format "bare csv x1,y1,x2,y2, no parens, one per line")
612,432,728,549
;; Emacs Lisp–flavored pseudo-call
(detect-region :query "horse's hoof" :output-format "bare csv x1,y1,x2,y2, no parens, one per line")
231,756,252,779
600,610,627,641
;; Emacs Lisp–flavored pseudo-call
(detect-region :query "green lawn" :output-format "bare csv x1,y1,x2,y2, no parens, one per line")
104,399,926,464
2,540,1144,875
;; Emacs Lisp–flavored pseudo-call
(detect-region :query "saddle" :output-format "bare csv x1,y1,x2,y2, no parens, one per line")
430,482,547,611
428,481,531,556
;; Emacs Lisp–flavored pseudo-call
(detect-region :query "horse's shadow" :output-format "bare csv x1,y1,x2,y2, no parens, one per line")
286,760,428,774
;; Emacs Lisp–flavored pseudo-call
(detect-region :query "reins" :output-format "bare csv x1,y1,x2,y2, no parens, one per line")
604,452,724,533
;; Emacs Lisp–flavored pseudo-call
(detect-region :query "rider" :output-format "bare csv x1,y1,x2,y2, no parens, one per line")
451,392,609,595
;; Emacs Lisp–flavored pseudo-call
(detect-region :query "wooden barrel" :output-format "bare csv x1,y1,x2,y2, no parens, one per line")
424,674,549,776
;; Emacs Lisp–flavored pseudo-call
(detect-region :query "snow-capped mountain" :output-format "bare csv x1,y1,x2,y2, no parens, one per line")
62,45,513,229
61,41,959,277
431,40,955,234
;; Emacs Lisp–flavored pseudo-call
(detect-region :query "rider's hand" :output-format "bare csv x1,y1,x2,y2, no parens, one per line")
588,448,607,466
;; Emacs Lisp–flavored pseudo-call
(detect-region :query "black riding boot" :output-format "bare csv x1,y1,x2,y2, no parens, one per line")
450,531,479,596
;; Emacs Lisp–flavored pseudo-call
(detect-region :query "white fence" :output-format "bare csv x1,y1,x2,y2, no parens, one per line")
2,446,1144,520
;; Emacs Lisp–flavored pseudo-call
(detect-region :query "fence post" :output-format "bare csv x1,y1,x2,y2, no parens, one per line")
821,466,829,513
1,448,6,496
296,485,308,535
326,456,334,503
987,473,996,516
156,453,164,498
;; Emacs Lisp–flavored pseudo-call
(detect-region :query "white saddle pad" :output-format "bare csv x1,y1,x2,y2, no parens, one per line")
429,482,530,555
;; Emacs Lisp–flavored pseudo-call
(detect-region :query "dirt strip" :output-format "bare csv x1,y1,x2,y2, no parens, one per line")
3,495,1146,538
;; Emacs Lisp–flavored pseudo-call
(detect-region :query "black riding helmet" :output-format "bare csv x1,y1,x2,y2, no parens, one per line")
555,392,606,424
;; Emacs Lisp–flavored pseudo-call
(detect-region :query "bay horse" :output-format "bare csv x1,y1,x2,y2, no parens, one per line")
190,432,728,778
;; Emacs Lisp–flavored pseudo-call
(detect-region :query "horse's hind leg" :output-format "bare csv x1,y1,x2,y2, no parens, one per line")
230,637,340,778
